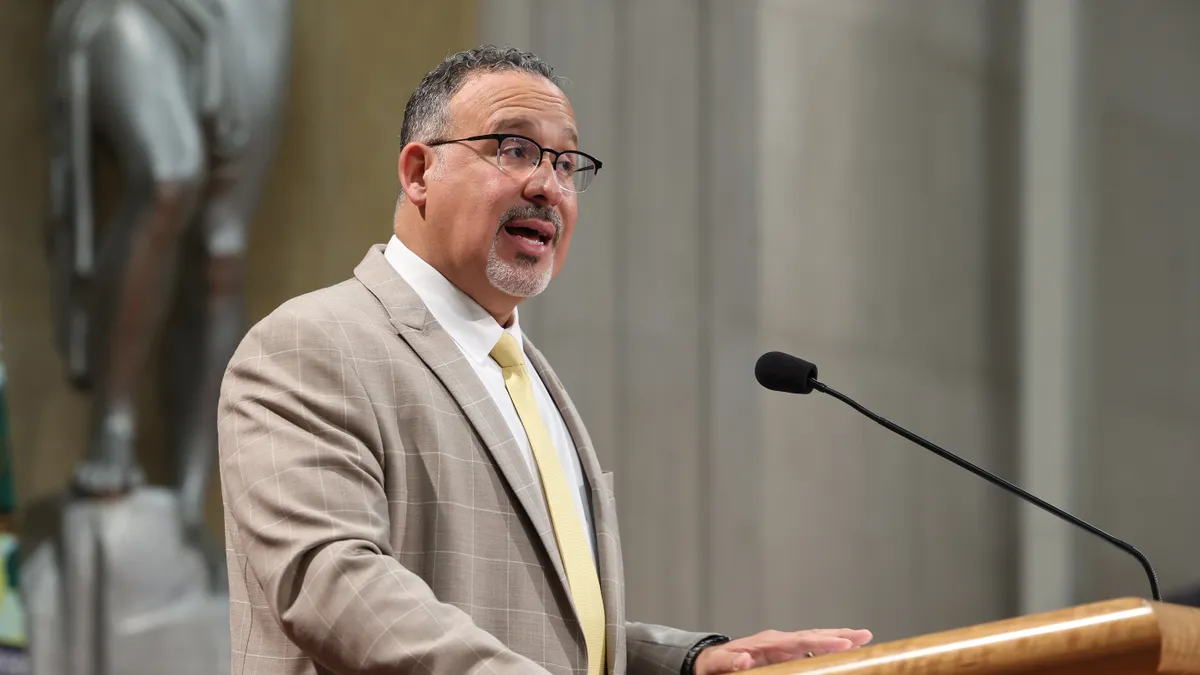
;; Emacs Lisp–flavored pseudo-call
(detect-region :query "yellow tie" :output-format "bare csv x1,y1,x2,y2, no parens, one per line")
490,332,606,675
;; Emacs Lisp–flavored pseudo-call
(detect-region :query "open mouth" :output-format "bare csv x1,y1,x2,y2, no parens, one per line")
499,218,558,259
503,224,554,246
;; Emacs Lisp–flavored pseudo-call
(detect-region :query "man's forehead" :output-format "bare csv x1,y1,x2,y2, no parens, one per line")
489,115,579,146
451,71,577,140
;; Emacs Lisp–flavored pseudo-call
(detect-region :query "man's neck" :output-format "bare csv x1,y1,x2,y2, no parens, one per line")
472,290,518,328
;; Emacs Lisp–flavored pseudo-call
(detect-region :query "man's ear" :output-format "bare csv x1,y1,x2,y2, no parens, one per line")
398,143,433,207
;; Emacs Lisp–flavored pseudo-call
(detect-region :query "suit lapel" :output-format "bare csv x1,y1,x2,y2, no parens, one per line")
352,246,573,602
525,342,627,675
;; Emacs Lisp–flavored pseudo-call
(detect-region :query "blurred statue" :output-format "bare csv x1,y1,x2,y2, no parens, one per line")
21,2,293,674
44,0,292,551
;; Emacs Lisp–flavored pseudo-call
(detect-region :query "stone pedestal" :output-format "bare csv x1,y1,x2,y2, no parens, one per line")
18,487,228,675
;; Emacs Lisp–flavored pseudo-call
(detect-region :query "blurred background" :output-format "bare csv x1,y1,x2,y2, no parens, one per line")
0,0,1197,655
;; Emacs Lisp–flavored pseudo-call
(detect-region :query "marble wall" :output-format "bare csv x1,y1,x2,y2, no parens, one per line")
755,0,1021,639
1079,0,1200,602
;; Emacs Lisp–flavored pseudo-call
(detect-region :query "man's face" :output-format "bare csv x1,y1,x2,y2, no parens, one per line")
420,71,580,309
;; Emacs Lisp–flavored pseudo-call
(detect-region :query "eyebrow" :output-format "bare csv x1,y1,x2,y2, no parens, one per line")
491,117,579,148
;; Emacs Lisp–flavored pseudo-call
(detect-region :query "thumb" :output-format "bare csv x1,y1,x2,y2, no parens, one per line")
699,649,757,675
730,652,756,671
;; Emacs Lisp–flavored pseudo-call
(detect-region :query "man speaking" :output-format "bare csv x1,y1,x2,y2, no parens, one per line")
217,46,871,675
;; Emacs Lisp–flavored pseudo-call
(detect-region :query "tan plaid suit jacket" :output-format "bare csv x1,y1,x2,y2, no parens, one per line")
217,245,713,675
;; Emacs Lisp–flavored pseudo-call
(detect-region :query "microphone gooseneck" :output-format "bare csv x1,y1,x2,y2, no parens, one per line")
756,351,1162,602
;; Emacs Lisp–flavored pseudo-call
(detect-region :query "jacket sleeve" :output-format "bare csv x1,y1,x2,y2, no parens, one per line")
218,309,550,674
626,622,721,675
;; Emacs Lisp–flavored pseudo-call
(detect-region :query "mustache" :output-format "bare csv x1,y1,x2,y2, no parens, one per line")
498,205,563,244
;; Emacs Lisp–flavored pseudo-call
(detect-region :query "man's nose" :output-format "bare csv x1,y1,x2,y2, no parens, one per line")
525,158,564,205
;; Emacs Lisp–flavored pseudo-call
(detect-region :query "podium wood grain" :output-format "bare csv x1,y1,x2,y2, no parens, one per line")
750,598,1200,675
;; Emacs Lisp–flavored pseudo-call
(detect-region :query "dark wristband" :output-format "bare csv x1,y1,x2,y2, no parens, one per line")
680,634,732,675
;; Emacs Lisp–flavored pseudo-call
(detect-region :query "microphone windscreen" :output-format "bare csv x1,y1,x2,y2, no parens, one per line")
755,351,819,394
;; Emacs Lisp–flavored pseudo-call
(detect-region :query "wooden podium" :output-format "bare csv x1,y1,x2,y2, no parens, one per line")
750,598,1200,674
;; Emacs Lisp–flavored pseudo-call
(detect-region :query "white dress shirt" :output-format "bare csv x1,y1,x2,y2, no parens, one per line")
384,235,596,559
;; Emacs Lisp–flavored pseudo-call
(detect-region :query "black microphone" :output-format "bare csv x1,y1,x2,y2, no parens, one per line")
754,350,1162,602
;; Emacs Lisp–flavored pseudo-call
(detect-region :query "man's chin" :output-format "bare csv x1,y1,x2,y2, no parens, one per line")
485,258,553,298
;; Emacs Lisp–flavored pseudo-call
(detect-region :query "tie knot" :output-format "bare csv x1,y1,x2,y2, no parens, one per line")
490,332,525,369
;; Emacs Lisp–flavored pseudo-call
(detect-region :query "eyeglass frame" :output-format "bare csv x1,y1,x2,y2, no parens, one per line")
424,133,603,194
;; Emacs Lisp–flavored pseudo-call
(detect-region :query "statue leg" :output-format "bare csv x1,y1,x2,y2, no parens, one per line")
162,161,271,590
162,99,288,586
74,3,206,496
154,0,293,586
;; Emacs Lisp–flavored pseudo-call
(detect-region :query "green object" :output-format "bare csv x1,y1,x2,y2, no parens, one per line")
0,323,27,662
0,335,15,517
0,535,22,649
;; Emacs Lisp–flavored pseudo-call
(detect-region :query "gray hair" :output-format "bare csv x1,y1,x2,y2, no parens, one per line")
401,45,559,148
395,46,561,209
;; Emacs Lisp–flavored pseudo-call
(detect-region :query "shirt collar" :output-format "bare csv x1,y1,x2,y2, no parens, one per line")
383,234,524,365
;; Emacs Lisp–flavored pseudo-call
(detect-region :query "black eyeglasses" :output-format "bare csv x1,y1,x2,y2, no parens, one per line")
427,133,602,194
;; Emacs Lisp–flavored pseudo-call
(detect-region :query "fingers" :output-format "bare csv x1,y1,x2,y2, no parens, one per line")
752,630,864,654
804,628,874,647
700,628,876,674
847,629,873,646
755,635,855,663
803,637,853,657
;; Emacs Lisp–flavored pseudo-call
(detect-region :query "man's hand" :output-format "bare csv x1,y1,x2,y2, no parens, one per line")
694,628,873,674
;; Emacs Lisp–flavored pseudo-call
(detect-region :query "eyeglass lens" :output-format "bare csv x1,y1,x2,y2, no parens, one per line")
496,136,597,193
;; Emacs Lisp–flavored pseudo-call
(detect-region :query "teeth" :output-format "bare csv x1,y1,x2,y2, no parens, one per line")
505,226,550,246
